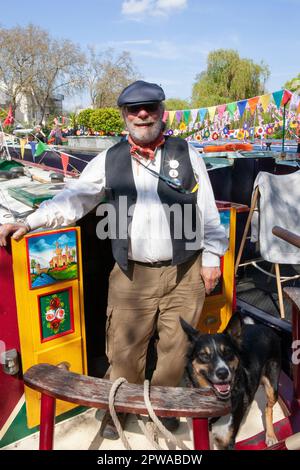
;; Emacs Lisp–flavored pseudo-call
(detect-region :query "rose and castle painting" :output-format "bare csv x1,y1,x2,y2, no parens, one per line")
26,229,78,289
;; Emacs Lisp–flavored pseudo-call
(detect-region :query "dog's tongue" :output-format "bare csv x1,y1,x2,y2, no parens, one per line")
214,383,231,393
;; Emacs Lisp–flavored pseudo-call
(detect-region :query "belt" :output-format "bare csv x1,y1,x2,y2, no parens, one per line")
132,259,172,268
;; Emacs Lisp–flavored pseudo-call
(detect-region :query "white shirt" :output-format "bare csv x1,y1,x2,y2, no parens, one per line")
27,143,228,267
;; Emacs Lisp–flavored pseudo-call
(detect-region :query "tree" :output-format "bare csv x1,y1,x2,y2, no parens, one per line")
77,108,94,128
165,98,190,110
85,48,140,108
191,49,270,108
0,24,86,123
284,74,300,93
31,258,36,274
89,108,124,134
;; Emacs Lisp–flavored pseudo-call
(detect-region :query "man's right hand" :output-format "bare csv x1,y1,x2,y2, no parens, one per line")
0,223,30,247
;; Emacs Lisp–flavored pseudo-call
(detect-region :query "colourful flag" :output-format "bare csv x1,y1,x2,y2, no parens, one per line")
272,90,284,109
217,104,226,119
168,111,175,126
237,100,247,118
207,106,216,122
227,102,237,118
183,110,191,125
259,94,271,113
199,108,207,122
34,141,50,158
29,142,36,157
282,90,293,106
20,138,27,159
247,96,260,115
3,105,14,127
60,153,69,174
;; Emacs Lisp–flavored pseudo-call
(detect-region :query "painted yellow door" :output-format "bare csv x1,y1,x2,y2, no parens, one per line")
12,227,87,428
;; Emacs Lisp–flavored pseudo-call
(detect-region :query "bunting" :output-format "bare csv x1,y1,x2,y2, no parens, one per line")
29,142,36,157
227,102,237,118
237,100,247,118
3,105,14,127
60,153,69,175
217,104,226,119
199,108,207,122
247,96,260,115
190,109,199,123
272,90,284,109
207,106,216,122
175,110,182,123
260,94,271,113
282,89,293,106
34,141,50,158
183,110,191,125
20,138,27,159
168,111,175,126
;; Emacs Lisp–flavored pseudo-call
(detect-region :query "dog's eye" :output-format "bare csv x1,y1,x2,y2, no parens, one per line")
222,349,234,360
198,352,211,362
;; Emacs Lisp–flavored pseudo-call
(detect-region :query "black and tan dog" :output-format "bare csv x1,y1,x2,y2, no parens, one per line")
180,313,281,450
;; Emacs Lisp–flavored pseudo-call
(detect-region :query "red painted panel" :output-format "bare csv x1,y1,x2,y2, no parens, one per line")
0,243,24,432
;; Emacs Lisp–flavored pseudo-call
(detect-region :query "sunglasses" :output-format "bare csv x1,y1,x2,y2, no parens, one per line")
125,103,160,114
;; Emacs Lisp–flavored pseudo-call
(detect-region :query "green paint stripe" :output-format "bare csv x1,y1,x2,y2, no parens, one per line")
0,404,87,448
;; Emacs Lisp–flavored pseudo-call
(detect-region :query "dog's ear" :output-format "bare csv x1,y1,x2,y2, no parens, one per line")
180,317,200,343
224,312,242,347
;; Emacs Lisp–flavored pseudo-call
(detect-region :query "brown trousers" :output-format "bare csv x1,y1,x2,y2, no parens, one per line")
106,254,205,386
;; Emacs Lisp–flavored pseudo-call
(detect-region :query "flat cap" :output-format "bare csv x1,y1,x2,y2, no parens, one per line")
117,80,165,107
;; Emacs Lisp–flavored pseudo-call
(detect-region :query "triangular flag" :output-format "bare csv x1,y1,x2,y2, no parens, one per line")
168,111,175,126
29,141,36,157
183,110,191,125
282,89,293,106
259,94,271,113
247,96,260,115
163,110,169,123
207,106,216,122
3,105,14,127
190,109,199,123
237,100,247,118
272,90,284,109
60,153,69,175
199,108,207,122
297,102,300,116
34,141,50,158
227,102,237,118
217,104,226,119
20,138,27,159
175,110,182,123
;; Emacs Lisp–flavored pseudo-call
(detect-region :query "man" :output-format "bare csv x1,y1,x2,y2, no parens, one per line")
0,80,228,438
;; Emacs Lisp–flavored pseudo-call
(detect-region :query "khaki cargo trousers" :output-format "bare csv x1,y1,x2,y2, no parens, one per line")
106,254,205,386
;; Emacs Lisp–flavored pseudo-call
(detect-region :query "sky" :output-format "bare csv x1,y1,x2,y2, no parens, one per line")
2,0,299,110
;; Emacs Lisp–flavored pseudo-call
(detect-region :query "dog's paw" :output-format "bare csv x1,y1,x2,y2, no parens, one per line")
265,434,278,447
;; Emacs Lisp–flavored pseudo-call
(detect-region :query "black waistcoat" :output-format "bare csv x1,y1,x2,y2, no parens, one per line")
105,136,200,271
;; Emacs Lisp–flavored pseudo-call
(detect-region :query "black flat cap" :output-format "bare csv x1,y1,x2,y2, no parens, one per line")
117,80,165,107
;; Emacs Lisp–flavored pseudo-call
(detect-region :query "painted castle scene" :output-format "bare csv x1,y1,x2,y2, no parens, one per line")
27,230,78,288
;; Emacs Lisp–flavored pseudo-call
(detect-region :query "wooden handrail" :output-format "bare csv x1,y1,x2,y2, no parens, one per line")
272,226,300,249
24,363,231,418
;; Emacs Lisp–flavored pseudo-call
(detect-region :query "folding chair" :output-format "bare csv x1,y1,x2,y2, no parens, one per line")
235,170,300,319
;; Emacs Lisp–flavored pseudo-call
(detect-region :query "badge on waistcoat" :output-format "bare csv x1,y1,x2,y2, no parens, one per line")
169,159,179,169
169,169,179,178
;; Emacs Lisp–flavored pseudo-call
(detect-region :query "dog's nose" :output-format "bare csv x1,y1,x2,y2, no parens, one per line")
216,367,229,380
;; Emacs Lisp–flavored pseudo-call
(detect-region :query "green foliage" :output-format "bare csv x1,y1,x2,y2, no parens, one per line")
191,49,270,108
77,108,94,128
89,108,124,134
284,74,300,92
68,112,78,129
0,108,7,121
165,98,190,111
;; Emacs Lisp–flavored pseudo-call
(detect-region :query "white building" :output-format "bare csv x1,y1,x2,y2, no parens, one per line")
0,82,64,125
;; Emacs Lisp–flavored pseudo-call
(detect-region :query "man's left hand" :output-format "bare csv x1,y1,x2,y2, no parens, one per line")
200,266,221,294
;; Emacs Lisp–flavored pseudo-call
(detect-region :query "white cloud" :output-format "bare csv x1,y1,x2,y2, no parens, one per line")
121,0,187,18
122,0,151,16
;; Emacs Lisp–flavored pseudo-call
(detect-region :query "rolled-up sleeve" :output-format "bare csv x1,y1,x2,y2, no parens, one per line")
26,150,107,230
189,145,228,267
